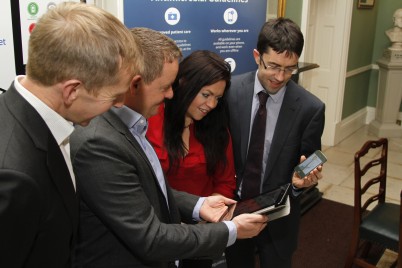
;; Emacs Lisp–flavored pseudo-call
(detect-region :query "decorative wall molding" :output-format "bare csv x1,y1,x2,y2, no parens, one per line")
334,107,370,144
334,107,402,145
365,107,376,124
346,64,378,78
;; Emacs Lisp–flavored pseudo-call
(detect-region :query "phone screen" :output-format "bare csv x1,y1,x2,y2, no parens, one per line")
299,155,322,172
295,150,327,177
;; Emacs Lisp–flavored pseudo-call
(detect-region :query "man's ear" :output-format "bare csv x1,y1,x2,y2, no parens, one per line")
253,49,260,65
129,75,142,95
62,80,82,105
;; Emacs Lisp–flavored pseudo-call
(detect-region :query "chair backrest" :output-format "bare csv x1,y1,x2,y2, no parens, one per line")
354,138,388,224
345,138,401,268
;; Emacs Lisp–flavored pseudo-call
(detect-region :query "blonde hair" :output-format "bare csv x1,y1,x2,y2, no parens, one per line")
26,2,141,94
130,27,182,84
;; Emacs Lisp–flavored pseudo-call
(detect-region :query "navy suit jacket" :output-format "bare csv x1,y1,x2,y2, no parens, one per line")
227,71,325,258
70,110,229,268
0,85,78,267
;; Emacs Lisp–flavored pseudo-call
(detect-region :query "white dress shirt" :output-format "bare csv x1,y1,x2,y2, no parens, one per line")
14,76,76,190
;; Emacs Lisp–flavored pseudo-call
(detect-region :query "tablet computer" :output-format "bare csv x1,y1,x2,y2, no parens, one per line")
232,183,291,217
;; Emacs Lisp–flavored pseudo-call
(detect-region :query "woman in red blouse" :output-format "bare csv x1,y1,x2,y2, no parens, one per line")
147,50,236,268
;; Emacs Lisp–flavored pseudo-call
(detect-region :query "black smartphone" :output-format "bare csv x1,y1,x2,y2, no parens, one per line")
294,150,327,178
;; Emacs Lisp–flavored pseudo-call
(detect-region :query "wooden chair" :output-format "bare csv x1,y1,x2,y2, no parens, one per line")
344,138,400,268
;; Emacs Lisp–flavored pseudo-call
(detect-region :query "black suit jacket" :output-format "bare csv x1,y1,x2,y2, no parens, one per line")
70,110,229,268
227,71,325,258
0,85,78,267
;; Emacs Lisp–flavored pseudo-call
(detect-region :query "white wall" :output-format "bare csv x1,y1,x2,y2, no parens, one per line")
0,0,16,90
94,0,123,21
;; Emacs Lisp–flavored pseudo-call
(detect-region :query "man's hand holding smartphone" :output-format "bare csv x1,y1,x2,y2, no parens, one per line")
292,150,326,189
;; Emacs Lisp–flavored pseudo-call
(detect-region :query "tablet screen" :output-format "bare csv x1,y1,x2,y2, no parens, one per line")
233,183,290,217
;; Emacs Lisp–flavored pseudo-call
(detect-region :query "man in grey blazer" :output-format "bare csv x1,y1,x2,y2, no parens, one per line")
70,28,268,268
225,18,325,268
0,3,139,268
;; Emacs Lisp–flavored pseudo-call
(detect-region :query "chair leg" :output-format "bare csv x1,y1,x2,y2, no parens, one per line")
354,258,378,268
360,241,372,258
344,234,360,268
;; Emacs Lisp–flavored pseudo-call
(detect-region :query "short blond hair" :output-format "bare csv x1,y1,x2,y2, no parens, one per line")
130,27,182,84
27,2,141,94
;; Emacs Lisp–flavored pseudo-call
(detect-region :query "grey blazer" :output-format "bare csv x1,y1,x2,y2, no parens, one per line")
0,85,78,268
227,71,325,258
70,110,228,268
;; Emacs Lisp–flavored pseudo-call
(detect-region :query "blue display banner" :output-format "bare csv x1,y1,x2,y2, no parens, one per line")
124,0,267,75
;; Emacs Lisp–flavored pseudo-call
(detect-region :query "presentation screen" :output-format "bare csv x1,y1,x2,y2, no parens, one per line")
10,0,80,75
124,0,267,75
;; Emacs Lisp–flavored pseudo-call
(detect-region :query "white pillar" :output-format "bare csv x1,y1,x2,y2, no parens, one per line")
369,50,402,137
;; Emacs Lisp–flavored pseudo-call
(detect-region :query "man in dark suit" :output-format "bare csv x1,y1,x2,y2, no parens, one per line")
70,28,268,268
0,3,139,267
225,18,326,268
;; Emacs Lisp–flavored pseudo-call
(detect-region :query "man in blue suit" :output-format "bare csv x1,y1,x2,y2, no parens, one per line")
225,18,325,268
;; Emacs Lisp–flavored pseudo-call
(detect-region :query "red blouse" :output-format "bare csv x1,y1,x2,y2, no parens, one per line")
147,105,236,198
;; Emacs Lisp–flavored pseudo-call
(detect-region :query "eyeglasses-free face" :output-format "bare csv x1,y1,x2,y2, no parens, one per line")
259,55,299,76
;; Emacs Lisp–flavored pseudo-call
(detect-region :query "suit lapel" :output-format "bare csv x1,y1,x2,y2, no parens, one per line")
47,136,79,230
238,73,255,165
103,111,154,174
102,111,171,216
264,82,301,180
5,86,78,231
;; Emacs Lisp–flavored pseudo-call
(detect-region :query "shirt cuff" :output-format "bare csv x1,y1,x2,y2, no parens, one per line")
292,184,304,196
192,197,205,221
223,221,237,247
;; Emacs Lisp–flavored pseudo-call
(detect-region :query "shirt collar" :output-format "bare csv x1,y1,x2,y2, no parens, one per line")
254,71,286,103
14,76,74,145
111,106,148,135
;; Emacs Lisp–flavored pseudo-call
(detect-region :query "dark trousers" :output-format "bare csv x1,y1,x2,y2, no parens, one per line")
225,229,292,268
180,259,212,268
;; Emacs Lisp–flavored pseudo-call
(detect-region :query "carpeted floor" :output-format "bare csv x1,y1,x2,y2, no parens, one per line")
215,198,391,268
292,198,354,268
292,198,388,268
